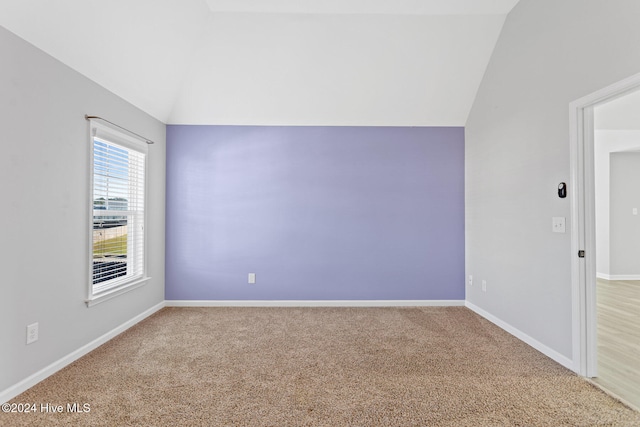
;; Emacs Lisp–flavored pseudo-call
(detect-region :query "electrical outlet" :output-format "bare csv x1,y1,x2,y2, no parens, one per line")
26,323,38,344
248,273,256,284
468,275,473,286
481,280,487,292
552,217,566,233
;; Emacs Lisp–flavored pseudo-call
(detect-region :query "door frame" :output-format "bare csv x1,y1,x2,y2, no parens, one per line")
569,72,640,377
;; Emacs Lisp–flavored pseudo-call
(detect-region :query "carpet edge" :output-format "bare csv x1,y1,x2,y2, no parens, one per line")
465,301,577,372
0,301,166,404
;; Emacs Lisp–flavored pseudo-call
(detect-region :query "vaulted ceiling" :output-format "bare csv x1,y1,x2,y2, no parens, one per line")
0,0,520,125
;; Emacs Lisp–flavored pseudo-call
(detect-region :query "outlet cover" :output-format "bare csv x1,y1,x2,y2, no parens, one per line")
26,322,38,344
552,217,566,233
248,273,256,284
481,280,487,292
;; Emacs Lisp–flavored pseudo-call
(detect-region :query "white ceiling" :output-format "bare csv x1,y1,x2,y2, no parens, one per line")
0,0,520,125
205,0,520,15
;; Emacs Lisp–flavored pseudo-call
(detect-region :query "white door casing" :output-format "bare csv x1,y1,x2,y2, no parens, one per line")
569,72,640,377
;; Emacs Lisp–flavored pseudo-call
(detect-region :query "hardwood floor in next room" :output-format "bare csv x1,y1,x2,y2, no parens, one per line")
594,278,640,410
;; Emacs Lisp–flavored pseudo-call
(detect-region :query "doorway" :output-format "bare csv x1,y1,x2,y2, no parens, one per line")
570,73,640,410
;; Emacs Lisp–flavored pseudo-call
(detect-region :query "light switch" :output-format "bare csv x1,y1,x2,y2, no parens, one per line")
552,217,566,233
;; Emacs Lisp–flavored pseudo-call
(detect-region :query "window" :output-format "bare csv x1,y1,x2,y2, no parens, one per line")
88,119,148,305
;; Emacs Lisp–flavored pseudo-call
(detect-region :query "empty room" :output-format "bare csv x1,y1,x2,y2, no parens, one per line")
1,0,640,425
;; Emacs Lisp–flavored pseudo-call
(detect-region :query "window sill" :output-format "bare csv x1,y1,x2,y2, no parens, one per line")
86,277,151,307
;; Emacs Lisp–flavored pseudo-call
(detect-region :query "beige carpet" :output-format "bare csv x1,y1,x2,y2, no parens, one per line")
2,307,639,426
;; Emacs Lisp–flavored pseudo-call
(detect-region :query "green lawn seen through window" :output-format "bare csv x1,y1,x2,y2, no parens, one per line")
93,234,127,257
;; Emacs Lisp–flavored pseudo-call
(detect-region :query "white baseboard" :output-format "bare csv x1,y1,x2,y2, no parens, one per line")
596,273,640,281
0,301,165,404
10,299,559,405
166,300,465,307
465,301,575,372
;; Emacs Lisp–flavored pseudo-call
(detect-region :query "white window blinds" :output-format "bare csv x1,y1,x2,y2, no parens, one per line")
89,120,148,300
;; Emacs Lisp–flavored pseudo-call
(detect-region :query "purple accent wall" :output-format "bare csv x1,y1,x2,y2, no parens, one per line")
166,126,464,300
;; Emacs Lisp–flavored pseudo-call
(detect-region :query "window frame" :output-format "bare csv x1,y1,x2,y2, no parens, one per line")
87,119,150,307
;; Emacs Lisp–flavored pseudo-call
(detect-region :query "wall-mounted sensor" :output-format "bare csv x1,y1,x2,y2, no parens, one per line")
558,182,567,198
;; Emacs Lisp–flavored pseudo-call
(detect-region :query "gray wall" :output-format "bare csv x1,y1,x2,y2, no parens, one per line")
610,152,640,276
0,26,166,394
465,0,640,359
